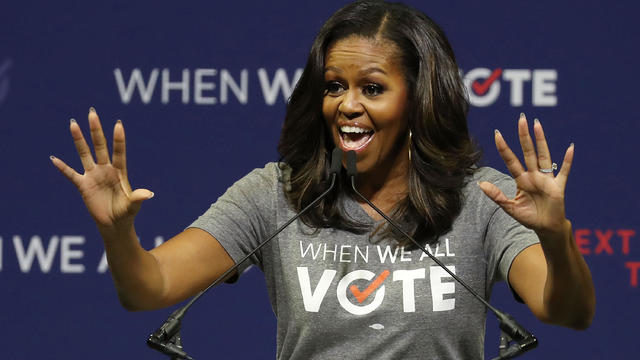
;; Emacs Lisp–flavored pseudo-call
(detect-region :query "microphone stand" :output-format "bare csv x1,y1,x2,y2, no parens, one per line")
147,148,344,360
344,150,537,360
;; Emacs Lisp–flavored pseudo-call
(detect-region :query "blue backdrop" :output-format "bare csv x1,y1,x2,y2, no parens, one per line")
1,0,638,358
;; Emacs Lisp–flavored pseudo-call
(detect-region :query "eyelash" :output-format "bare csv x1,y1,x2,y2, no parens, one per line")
324,81,385,97
363,84,383,96
325,82,344,94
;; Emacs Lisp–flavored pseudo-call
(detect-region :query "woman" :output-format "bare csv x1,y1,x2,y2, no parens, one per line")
51,1,594,358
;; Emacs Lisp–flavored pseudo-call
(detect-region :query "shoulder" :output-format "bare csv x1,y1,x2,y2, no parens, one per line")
234,162,286,189
245,162,282,179
468,166,517,198
213,162,287,205
470,166,512,186
457,166,516,217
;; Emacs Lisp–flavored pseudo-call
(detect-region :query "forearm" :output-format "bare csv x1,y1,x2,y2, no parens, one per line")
537,220,596,329
98,224,168,311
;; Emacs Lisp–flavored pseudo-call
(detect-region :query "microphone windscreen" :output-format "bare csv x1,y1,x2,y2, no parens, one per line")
346,150,357,177
330,147,343,175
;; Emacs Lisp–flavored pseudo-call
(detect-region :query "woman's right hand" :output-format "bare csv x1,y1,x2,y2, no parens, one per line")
50,108,154,231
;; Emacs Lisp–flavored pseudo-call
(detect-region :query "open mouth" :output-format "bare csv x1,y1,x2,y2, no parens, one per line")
339,125,374,151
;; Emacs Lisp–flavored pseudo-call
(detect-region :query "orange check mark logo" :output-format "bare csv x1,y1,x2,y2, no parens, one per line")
349,270,390,303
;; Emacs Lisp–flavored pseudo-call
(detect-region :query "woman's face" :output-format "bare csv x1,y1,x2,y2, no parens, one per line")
323,36,410,175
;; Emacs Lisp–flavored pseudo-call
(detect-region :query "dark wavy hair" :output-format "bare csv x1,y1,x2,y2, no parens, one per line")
277,0,481,245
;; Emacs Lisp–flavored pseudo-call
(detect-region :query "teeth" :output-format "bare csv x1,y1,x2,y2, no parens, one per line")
340,125,372,134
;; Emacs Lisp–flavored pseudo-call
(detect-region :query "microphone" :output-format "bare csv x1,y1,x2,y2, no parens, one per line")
345,150,537,360
147,148,344,360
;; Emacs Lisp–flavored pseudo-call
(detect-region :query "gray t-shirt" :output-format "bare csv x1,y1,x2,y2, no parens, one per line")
190,163,538,359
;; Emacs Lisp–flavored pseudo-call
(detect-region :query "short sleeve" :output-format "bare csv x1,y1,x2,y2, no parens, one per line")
480,170,539,299
188,163,279,276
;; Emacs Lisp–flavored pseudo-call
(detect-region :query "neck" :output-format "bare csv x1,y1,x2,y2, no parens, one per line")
355,142,410,217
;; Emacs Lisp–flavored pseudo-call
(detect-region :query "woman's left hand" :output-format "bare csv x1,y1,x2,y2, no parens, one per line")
478,113,574,239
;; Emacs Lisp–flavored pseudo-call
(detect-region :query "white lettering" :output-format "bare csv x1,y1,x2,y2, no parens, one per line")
433,243,445,257
502,69,531,106
420,238,455,260
420,244,433,261
194,68,217,104
297,267,336,312
339,245,351,263
60,236,85,273
220,69,248,104
532,70,557,106
300,241,322,260
376,245,399,263
115,67,554,107
257,68,302,105
114,68,158,104
393,268,426,312
430,265,456,311
13,235,59,273
162,69,189,104
354,245,369,263
400,247,412,262
323,243,337,261
445,238,455,256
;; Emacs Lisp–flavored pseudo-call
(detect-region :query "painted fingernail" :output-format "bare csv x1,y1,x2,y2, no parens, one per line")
149,192,155,199
49,155,56,160
70,118,76,124
534,118,540,125
494,129,500,135
570,142,575,148
89,106,96,113
520,112,525,119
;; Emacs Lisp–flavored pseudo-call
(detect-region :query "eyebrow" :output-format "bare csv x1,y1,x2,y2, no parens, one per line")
324,66,388,76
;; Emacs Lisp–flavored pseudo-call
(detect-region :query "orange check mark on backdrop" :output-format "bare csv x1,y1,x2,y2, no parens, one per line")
349,270,390,303
472,68,502,95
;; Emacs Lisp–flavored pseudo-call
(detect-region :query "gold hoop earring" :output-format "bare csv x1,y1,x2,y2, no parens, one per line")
408,130,412,162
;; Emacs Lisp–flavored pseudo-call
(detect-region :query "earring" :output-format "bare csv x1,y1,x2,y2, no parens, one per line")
408,130,413,162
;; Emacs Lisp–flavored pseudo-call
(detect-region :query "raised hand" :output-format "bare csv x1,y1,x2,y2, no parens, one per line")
50,108,153,230
478,113,574,237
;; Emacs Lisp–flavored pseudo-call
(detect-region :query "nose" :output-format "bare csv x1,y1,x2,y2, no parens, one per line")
338,89,364,119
